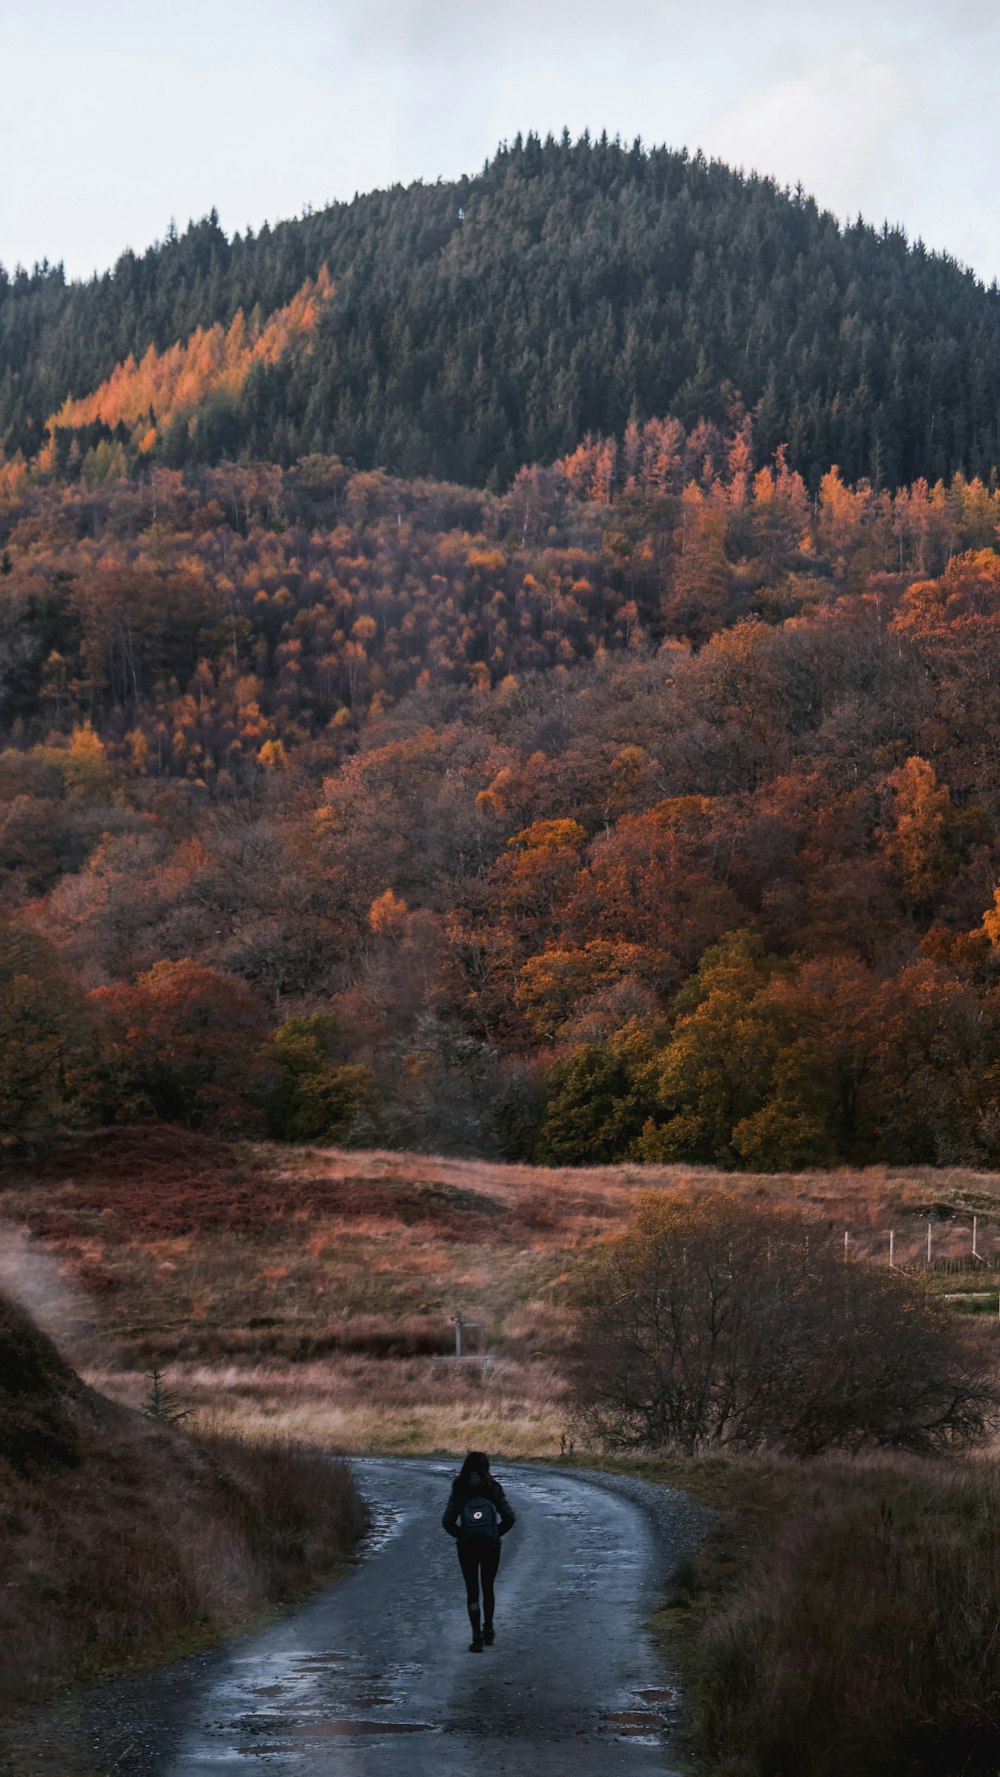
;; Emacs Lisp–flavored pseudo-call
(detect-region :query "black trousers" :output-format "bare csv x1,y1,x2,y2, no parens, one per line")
457,1536,501,1625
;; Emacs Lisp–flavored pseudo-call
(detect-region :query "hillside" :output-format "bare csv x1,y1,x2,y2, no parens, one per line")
4,134,1000,488
0,1288,366,1715
5,147,1000,1173
6,431,1000,1164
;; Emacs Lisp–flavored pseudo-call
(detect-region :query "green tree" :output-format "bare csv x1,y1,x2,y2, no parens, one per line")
262,1013,379,1143
640,932,780,1164
539,1023,661,1163
0,921,88,1146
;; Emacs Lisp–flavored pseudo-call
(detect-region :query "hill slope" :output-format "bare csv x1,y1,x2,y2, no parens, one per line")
0,1288,365,1715
4,133,1000,488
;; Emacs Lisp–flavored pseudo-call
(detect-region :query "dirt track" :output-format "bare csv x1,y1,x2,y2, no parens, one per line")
6,1459,706,1776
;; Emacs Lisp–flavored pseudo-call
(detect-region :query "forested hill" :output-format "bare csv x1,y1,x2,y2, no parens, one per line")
4,132,1000,491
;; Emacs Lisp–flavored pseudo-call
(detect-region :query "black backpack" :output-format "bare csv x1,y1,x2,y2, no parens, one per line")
459,1493,501,1538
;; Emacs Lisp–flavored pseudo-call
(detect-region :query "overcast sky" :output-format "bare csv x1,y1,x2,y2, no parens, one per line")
2,0,998,286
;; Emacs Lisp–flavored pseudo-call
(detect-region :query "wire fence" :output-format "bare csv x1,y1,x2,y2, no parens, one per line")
834,1223,1000,1323
842,1216,1000,1284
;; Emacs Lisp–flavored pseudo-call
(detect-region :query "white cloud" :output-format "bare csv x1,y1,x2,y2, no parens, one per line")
0,40,394,277
703,51,910,215
0,0,998,282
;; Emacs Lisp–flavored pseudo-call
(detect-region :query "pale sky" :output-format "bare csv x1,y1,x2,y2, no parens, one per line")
2,0,999,286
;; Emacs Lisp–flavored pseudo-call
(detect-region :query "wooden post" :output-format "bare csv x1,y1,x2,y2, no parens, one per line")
889,1229,895,1268
844,1229,850,1263
451,1314,481,1359
973,1216,980,1262
927,1221,932,1267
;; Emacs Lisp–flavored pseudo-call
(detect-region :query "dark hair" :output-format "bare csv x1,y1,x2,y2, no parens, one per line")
457,1450,491,1487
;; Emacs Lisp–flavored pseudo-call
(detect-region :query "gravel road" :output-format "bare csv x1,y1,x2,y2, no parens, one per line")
7,1458,707,1777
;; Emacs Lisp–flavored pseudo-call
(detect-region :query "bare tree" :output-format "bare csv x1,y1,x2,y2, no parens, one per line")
570,1194,994,1456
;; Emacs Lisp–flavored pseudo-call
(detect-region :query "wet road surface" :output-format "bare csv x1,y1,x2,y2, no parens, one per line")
6,1459,706,1776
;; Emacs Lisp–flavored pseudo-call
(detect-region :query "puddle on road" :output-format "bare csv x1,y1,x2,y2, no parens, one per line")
285,1720,432,1738
600,1696,676,1744
289,1651,356,1667
602,1717,664,1744
599,1682,682,1745
230,1645,435,1756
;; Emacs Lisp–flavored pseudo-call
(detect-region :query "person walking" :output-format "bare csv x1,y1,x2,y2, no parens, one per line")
441,1450,516,1652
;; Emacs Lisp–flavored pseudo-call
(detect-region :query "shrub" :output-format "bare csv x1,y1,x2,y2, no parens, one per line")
570,1193,995,1455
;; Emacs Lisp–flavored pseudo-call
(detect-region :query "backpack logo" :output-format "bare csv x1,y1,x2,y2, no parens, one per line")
461,1495,500,1537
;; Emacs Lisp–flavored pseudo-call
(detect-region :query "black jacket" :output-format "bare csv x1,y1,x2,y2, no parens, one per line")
441,1472,516,1540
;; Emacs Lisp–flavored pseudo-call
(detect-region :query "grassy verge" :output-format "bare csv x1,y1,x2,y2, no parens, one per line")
0,1426,368,1718
599,1452,1000,1777
87,1353,572,1458
0,1289,369,1722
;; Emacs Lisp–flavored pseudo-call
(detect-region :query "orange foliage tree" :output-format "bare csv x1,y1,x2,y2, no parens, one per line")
88,959,271,1131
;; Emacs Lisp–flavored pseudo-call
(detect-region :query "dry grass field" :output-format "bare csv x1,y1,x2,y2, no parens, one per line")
4,1127,1000,1455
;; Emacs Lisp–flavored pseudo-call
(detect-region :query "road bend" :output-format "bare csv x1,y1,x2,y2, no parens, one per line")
7,1459,706,1777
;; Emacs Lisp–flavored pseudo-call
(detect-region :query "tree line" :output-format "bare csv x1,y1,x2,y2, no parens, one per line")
3,133,1000,489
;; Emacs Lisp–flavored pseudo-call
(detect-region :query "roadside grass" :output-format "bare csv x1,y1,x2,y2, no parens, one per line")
0,1289,369,1723
0,1431,367,1716
87,1352,572,1458
593,1451,1000,1777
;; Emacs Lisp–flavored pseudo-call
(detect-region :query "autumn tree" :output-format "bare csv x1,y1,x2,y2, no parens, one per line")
88,958,271,1131
662,484,731,640
514,939,649,1040
567,800,742,990
878,756,957,908
873,960,1000,1164
487,819,588,943
727,954,887,1168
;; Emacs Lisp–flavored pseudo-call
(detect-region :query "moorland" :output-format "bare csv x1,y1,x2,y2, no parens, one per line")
3,1130,998,1452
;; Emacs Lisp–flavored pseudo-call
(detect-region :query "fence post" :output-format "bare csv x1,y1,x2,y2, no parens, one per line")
889,1229,895,1269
